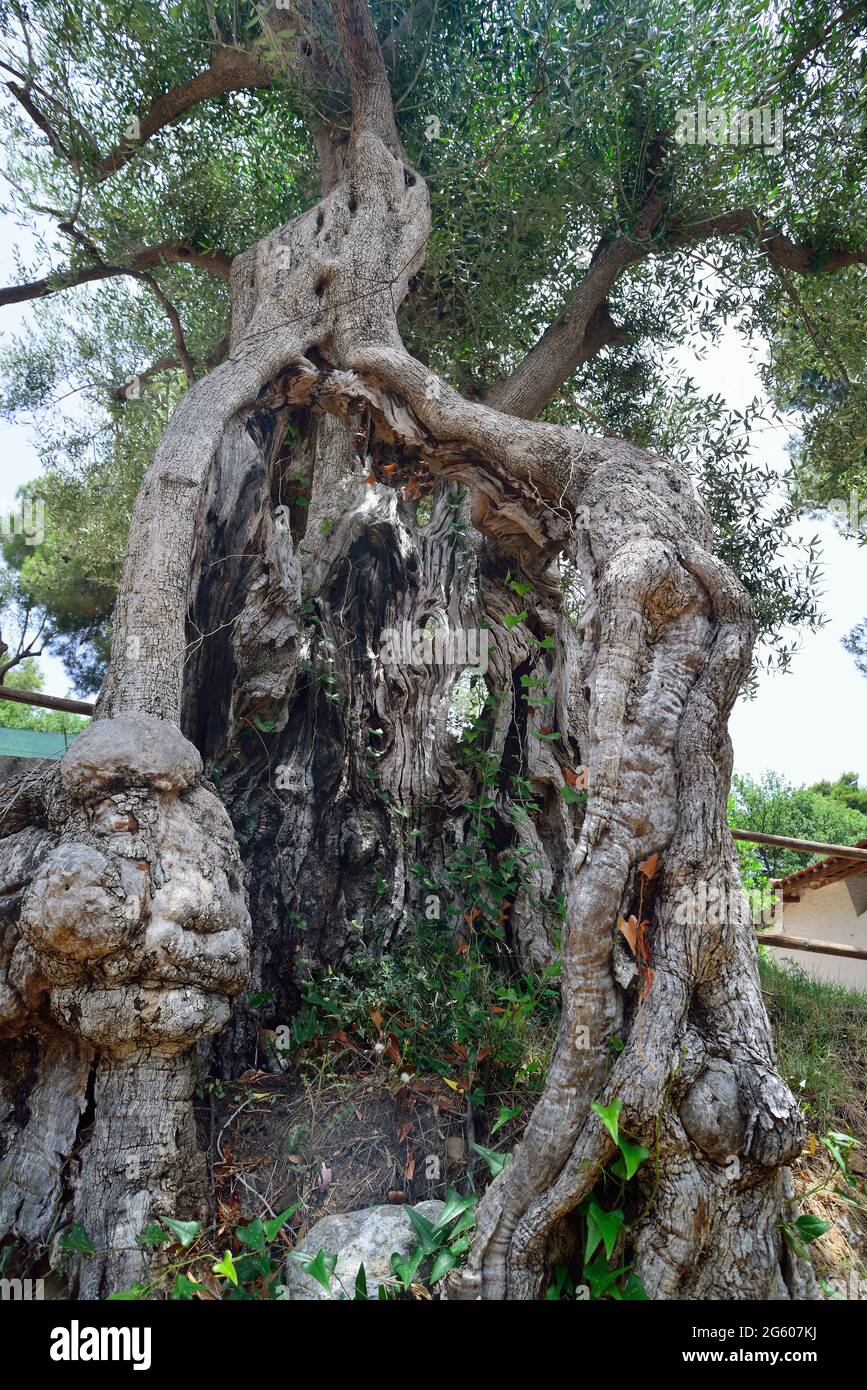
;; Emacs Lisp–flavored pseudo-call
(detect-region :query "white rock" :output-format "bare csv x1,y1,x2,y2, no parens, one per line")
282,1200,445,1300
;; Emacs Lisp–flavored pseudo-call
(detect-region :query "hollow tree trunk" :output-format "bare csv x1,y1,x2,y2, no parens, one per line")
0,0,817,1300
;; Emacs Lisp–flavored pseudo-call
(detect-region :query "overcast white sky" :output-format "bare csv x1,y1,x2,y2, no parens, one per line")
1,214,865,785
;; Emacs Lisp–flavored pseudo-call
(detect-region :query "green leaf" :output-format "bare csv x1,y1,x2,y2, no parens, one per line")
491,1104,522,1136
108,1282,150,1300
591,1097,622,1145
162,1217,201,1248
470,1141,513,1177
237,1217,267,1252
503,610,527,630
562,784,586,804
354,1263,369,1300
390,1245,424,1290
432,1188,477,1233
793,1213,831,1244
619,1273,649,1300
584,1202,625,1262
136,1223,170,1247
617,1139,650,1180
406,1205,440,1256
264,1205,300,1242
59,1224,95,1253
172,1272,207,1300
288,1247,337,1294
212,1250,238,1286
430,1246,458,1283
583,1250,630,1300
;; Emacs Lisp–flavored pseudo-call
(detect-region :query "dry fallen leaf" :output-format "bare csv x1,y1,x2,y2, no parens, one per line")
638,852,659,880
617,913,639,954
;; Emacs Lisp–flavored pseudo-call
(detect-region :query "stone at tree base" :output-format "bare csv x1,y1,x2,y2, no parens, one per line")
282,1200,445,1300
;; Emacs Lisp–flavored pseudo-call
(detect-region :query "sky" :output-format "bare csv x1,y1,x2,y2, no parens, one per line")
1,213,865,787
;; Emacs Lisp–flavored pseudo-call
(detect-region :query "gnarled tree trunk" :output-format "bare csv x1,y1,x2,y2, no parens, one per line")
0,0,816,1300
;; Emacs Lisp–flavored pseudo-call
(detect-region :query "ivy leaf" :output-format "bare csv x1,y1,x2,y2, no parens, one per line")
430,1246,458,1283
582,1250,630,1300
405,1205,439,1256
237,1217,267,1252
585,1201,625,1261
470,1141,513,1177
172,1272,207,1300
591,1097,623,1145
503,611,527,630
288,1247,337,1294
354,1263,368,1300
390,1245,424,1290
562,784,586,804
618,1273,649,1300
264,1205,300,1242
792,1214,830,1244
432,1188,477,1232
212,1250,238,1286
162,1217,201,1248
108,1282,150,1300
490,1104,522,1136
617,1139,651,1180
136,1223,170,1247
59,1224,95,1253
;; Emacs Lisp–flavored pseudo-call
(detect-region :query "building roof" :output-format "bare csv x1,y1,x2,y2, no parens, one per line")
0,726,78,760
773,839,867,901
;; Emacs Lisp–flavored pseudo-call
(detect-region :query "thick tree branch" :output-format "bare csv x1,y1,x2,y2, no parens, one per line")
486,196,866,422
332,0,402,153
671,209,867,274
0,240,233,308
95,46,274,181
486,197,663,420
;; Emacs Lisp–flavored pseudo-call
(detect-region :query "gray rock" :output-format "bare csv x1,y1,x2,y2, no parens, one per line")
282,1200,445,1300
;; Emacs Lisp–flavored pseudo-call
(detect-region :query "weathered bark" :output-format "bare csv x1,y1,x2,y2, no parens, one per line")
0,0,818,1300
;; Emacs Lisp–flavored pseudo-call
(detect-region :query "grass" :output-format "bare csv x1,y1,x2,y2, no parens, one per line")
759,948,867,1140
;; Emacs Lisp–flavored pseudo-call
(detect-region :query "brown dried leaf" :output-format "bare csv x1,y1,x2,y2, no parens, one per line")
638,852,659,880
617,913,639,954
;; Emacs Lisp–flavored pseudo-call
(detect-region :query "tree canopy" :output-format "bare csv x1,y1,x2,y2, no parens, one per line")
2,0,865,687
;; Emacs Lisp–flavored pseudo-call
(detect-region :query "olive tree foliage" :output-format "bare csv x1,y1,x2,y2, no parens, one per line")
0,0,865,1302
3,0,864,672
